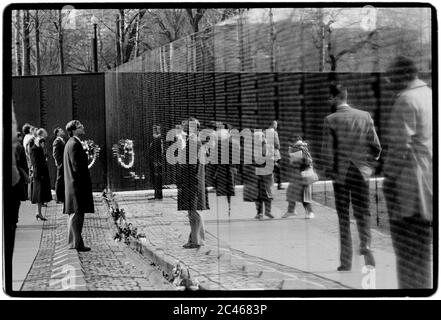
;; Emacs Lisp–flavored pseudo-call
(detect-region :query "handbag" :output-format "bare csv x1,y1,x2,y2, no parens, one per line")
301,167,318,185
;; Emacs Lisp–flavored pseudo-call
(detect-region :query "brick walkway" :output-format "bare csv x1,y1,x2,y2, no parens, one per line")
115,195,350,290
20,201,174,291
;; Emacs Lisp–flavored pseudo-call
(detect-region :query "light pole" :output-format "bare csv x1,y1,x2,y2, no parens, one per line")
91,15,99,72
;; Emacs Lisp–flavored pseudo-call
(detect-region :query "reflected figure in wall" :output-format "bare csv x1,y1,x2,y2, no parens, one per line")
267,120,283,190
321,84,381,271
149,125,164,200
243,131,274,220
52,127,66,204
283,136,315,219
212,122,237,216
383,56,433,289
177,117,209,249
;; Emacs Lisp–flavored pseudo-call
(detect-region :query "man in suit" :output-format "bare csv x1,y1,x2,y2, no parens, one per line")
321,84,381,271
267,120,283,190
64,120,94,252
52,127,65,203
149,125,164,200
383,56,432,288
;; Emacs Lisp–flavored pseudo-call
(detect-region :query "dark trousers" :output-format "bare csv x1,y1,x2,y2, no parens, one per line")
255,200,272,216
67,212,85,249
274,160,282,187
152,163,163,199
333,163,372,268
5,195,20,284
389,216,432,288
55,167,64,203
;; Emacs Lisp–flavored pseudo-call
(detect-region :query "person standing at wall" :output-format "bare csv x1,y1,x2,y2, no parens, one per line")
177,117,209,249
383,56,433,289
30,128,52,221
149,125,164,200
321,84,381,271
64,120,94,252
283,136,315,219
53,127,66,204
267,120,283,190
243,131,275,220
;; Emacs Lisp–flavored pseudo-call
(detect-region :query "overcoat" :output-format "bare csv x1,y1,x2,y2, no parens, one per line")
176,134,209,211
53,137,65,202
383,79,432,221
63,137,94,214
30,144,52,204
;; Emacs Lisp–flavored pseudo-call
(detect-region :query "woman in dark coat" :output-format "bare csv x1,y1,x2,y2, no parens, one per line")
243,131,274,220
282,136,315,219
30,128,52,221
212,122,237,216
176,117,209,248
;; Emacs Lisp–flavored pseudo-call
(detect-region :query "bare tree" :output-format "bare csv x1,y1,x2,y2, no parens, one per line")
22,10,31,75
186,9,206,33
14,10,22,76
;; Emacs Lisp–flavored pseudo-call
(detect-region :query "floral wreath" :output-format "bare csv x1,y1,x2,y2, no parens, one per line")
112,139,135,169
81,139,101,169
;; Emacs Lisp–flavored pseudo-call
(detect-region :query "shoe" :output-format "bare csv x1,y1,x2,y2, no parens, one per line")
36,214,47,221
264,213,275,219
282,211,298,218
361,249,376,267
254,214,263,220
76,246,91,252
337,265,351,271
182,243,201,249
305,212,315,219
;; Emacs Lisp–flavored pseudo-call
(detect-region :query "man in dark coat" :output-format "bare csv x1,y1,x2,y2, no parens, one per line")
52,127,65,203
63,120,94,252
321,84,381,271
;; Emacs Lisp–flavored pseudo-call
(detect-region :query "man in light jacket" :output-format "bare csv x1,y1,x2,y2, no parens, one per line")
321,84,381,271
383,56,432,289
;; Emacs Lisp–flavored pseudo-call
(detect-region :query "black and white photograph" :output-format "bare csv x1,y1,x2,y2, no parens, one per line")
2,1,436,300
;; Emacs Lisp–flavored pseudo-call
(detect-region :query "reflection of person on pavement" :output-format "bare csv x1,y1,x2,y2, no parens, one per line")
321,84,381,272
176,118,209,249
243,131,274,220
149,125,163,200
283,136,315,219
383,56,433,289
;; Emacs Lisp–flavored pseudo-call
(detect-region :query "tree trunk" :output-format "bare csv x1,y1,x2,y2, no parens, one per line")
22,10,31,75
115,14,121,66
134,10,141,58
318,9,325,72
269,8,277,72
58,10,65,74
15,10,22,76
35,10,41,75
119,9,125,64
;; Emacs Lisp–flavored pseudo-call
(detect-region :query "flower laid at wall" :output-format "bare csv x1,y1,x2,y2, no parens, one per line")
81,139,101,169
112,139,135,169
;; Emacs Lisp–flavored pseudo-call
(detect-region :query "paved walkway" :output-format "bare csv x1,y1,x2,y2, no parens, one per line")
13,198,174,292
111,186,399,290
12,183,404,292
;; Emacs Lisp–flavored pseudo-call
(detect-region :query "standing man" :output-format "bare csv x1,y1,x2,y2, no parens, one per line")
52,127,66,203
383,56,432,288
64,120,94,252
321,84,381,271
149,125,164,200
